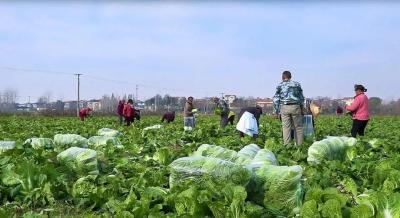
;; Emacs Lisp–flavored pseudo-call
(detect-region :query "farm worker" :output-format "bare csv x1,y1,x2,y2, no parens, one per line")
183,96,196,131
213,97,230,128
346,84,370,137
161,111,176,123
123,99,136,126
336,106,344,116
117,100,125,125
237,106,263,138
135,110,141,121
273,71,305,146
228,111,236,125
79,107,92,121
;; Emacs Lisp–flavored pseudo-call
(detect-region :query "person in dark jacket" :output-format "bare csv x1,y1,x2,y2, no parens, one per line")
161,111,176,123
213,97,230,128
238,106,263,137
336,106,344,116
117,100,125,125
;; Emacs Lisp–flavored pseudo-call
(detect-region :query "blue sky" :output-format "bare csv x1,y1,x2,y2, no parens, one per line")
0,1,399,102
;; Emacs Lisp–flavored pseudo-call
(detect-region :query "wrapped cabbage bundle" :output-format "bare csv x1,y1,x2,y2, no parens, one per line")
24,138,54,149
87,136,123,148
235,144,260,165
57,147,99,175
54,134,88,148
0,141,15,154
193,144,237,161
248,149,278,170
307,136,357,165
143,125,163,131
97,128,121,137
169,156,251,189
250,165,303,216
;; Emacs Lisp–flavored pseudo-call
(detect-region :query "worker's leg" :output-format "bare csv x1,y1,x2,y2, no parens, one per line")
220,115,229,128
281,105,293,145
351,119,360,137
228,116,235,125
358,120,369,136
292,105,304,145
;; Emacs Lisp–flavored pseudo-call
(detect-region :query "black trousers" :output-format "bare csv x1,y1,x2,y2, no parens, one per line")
351,119,368,137
220,115,229,128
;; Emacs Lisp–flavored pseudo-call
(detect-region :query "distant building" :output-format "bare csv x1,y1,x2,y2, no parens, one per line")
87,100,102,111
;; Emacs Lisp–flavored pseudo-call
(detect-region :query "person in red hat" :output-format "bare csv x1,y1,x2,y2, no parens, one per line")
79,107,92,121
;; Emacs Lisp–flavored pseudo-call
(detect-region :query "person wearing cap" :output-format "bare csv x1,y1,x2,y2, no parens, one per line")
161,111,176,123
79,107,92,121
123,99,136,126
346,85,370,137
213,97,230,128
273,71,305,146
183,97,196,130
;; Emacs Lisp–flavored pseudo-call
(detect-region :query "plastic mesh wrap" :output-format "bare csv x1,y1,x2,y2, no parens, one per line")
97,128,121,137
88,136,123,148
0,141,15,154
24,138,54,149
235,144,261,165
193,144,238,161
57,147,99,175
169,156,251,189
54,134,88,148
307,136,357,164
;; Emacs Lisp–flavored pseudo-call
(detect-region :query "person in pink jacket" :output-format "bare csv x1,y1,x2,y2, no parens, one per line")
346,85,370,137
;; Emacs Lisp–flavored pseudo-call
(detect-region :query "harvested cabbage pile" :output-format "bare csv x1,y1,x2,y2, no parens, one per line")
57,147,99,175
24,138,54,149
193,144,238,161
250,165,304,216
0,141,15,154
97,128,121,137
169,156,252,189
87,136,123,148
307,136,357,165
54,134,88,148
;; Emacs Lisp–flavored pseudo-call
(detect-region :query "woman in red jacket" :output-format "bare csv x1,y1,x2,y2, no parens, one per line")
123,99,135,126
79,107,92,121
346,85,370,137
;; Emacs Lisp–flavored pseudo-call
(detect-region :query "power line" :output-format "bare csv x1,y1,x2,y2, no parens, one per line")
0,66,215,97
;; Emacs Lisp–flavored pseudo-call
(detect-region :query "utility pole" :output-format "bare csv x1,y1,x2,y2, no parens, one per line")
135,85,138,103
155,94,158,112
220,92,225,100
74,73,82,117
28,96,30,104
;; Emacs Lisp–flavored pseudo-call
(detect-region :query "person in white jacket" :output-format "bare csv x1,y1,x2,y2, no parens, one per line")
236,106,262,138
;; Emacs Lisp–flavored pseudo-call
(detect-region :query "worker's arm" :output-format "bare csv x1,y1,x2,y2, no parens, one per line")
346,97,360,112
272,85,282,115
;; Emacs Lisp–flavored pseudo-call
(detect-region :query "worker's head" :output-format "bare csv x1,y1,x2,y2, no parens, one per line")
188,96,194,103
127,99,134,104
354,84,367,95
282,71,292,81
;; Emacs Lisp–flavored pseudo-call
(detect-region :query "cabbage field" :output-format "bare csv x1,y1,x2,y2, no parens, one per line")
0,115,399,218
